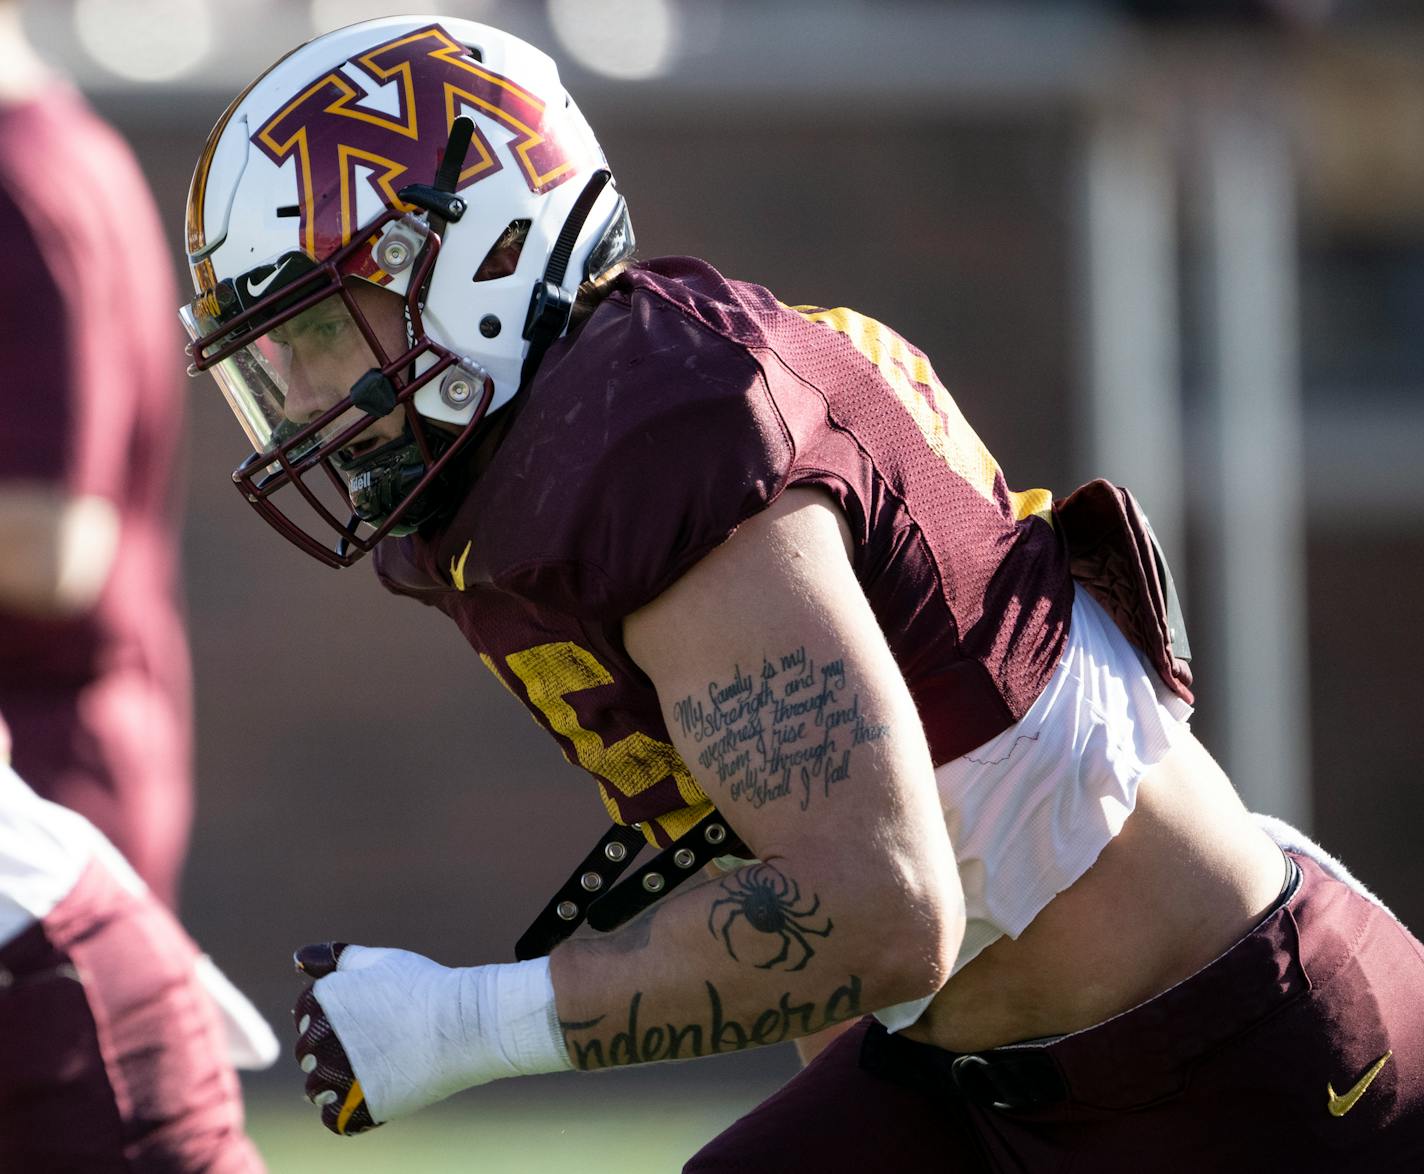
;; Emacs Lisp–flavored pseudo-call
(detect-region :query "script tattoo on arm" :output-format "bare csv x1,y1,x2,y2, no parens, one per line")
707,863,832,971
670,647,890,812
559,975,863,1071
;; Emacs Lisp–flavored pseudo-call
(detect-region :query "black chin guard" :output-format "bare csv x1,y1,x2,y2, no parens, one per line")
341,434,445,535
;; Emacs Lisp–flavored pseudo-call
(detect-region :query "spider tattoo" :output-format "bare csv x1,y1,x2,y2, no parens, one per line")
707,864,833,971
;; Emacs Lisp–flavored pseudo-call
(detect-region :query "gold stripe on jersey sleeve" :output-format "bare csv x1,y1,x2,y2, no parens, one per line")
794,305,1052,527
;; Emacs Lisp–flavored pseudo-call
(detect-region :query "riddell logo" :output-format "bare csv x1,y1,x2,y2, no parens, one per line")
252,23,581,261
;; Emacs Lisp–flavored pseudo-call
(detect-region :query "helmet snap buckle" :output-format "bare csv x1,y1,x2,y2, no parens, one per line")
374,220,428,274
397,184,469,224
523,278,573,347
439,362,487,410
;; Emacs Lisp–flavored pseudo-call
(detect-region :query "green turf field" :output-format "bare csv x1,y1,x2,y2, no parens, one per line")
244,1052,795,1173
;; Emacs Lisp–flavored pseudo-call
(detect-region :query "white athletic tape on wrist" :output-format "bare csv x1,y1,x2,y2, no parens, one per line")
486,956,574,1078
312,947,572,1123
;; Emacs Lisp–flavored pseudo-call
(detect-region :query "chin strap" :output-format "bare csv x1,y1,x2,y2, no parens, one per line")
397,115,475,315
518,169,613,391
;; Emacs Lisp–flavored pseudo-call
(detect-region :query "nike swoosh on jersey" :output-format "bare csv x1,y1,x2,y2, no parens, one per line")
1327,1050,1392,1117
450,539,472,591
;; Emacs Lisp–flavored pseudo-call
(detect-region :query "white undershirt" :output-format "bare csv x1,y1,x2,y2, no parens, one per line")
877,586,1192,1031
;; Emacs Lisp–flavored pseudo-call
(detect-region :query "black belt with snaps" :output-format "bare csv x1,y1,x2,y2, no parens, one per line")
860,1020,1068,1111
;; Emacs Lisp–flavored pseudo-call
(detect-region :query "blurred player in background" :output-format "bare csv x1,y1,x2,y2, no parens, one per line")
0,0,277,1130
0,0,190,910
183,16,1424,1172
0,712,267,1171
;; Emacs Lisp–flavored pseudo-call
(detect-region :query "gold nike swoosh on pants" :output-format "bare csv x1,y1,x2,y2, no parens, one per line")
1327,1050,1393,1117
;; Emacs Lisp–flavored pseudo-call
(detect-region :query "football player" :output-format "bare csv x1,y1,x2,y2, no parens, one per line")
182,16,1424,1170
0,0,191,915
0,7,280,1163
0,713,269,1171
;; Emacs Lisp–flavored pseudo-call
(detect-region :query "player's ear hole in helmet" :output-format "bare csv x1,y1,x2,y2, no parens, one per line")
180,16,635,568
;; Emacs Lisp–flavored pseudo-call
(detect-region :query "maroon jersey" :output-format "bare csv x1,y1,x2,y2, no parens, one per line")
0,86,191,906
376,257,1071,847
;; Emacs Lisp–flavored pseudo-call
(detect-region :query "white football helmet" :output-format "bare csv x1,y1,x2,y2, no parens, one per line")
182,16,633,566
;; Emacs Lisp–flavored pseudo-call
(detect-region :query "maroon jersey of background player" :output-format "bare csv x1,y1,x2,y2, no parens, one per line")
0,82,192,908
376,256,1072,848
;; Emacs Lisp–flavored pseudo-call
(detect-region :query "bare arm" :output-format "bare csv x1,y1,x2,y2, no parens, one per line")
289,487,967,1133
549,487,964,1069
0,483,120,616
698,857,857,1066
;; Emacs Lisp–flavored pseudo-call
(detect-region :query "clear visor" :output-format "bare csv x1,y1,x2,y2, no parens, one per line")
181,288,403,463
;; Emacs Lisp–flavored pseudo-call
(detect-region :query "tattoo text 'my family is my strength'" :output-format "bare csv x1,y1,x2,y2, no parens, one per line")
672,647,888,812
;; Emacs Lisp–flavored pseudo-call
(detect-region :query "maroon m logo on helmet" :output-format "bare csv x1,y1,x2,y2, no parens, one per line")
252,24,581,261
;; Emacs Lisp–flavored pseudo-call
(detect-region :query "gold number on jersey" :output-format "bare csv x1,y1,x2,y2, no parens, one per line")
796,305,1051,525
499,641,712,842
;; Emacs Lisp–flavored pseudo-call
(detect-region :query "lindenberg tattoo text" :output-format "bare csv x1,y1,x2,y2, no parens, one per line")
671,647,889,811
560,975,862,1070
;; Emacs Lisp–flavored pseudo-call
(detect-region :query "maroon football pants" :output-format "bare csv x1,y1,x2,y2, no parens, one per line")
685,852,1424,1173
0,858,265,1172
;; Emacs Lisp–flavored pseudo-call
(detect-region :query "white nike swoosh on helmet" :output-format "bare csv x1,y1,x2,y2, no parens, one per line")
245,258,293,299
